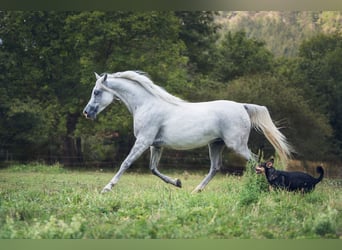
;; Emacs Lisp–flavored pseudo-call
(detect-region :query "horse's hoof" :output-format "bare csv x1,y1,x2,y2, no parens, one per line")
191,188,202,194
176,179,182,188
101,187,111,194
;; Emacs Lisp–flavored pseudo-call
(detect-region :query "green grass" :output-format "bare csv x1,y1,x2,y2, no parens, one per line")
0,163,341,239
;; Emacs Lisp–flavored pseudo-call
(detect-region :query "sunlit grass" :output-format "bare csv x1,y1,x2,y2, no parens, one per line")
0,163,341,239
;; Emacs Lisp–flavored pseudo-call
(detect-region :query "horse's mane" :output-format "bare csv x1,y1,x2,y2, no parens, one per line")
109,71,186,105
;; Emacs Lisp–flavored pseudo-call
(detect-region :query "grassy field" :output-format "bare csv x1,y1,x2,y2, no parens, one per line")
0,163,341,239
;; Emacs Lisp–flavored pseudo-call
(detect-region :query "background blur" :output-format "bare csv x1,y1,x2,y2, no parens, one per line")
0,11,341,175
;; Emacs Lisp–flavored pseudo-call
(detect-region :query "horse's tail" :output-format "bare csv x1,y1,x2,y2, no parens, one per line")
243,104,294,164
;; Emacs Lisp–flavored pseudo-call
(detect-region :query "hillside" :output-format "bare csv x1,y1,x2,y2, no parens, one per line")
216,11,342,57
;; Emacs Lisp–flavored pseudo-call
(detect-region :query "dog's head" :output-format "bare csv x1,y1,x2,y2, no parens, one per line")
255,159,274,174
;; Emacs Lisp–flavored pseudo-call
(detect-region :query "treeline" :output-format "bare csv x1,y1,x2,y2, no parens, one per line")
0,11,341,168
218,11,342,57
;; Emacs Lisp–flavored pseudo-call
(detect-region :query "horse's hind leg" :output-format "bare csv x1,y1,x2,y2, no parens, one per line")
192,140,225,193
150,146,182,187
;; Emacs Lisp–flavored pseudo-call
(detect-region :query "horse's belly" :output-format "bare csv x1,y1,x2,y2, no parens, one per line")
157,123,220,150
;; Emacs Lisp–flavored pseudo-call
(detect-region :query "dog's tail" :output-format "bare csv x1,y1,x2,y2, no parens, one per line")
244,104,294,164
315,166,324,183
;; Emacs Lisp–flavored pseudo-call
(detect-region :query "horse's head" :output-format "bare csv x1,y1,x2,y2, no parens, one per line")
83,73,115,120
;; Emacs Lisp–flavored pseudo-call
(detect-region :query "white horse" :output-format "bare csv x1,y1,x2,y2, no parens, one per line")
83,71,293,193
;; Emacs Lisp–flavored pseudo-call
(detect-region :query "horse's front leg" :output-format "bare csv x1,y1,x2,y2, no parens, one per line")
150,146,182,188
101,138,150,193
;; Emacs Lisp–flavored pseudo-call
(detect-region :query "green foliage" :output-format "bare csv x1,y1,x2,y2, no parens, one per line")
4,162,66,173
65,11,188,90
0,11,84,162
214,31,273,82
297,33,342,158
175,11,220,75
0,166,341,239
238,160,269,206
313,207,339,237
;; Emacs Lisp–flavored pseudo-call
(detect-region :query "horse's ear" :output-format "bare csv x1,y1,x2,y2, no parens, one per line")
95,72,100,80
102,73,107,82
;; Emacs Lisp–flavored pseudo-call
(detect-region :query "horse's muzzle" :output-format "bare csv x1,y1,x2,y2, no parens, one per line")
83,105,97,120
83,110,92,119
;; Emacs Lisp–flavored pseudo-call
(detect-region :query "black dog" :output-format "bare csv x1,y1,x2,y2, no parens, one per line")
255,159,324,193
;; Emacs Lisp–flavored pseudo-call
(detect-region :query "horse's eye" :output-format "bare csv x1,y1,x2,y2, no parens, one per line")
94,90,100,96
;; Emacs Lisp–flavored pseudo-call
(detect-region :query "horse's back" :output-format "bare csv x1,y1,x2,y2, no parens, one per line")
166,100,248,126
181,100,247,115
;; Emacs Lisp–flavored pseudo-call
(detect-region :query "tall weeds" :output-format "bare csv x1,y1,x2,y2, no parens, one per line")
238,160,269,206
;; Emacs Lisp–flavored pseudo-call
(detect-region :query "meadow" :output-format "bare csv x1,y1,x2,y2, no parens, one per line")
0,163,341,239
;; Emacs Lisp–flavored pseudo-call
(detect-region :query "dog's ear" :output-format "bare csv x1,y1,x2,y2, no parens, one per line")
266,160,273,168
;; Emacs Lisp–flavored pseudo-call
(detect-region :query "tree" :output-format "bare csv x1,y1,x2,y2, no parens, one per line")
214,31,274,82
175,11,220,75
297,33,342,158
0,11,78,163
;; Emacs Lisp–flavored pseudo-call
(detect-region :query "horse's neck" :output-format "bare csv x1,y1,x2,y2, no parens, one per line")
106,78,155,115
